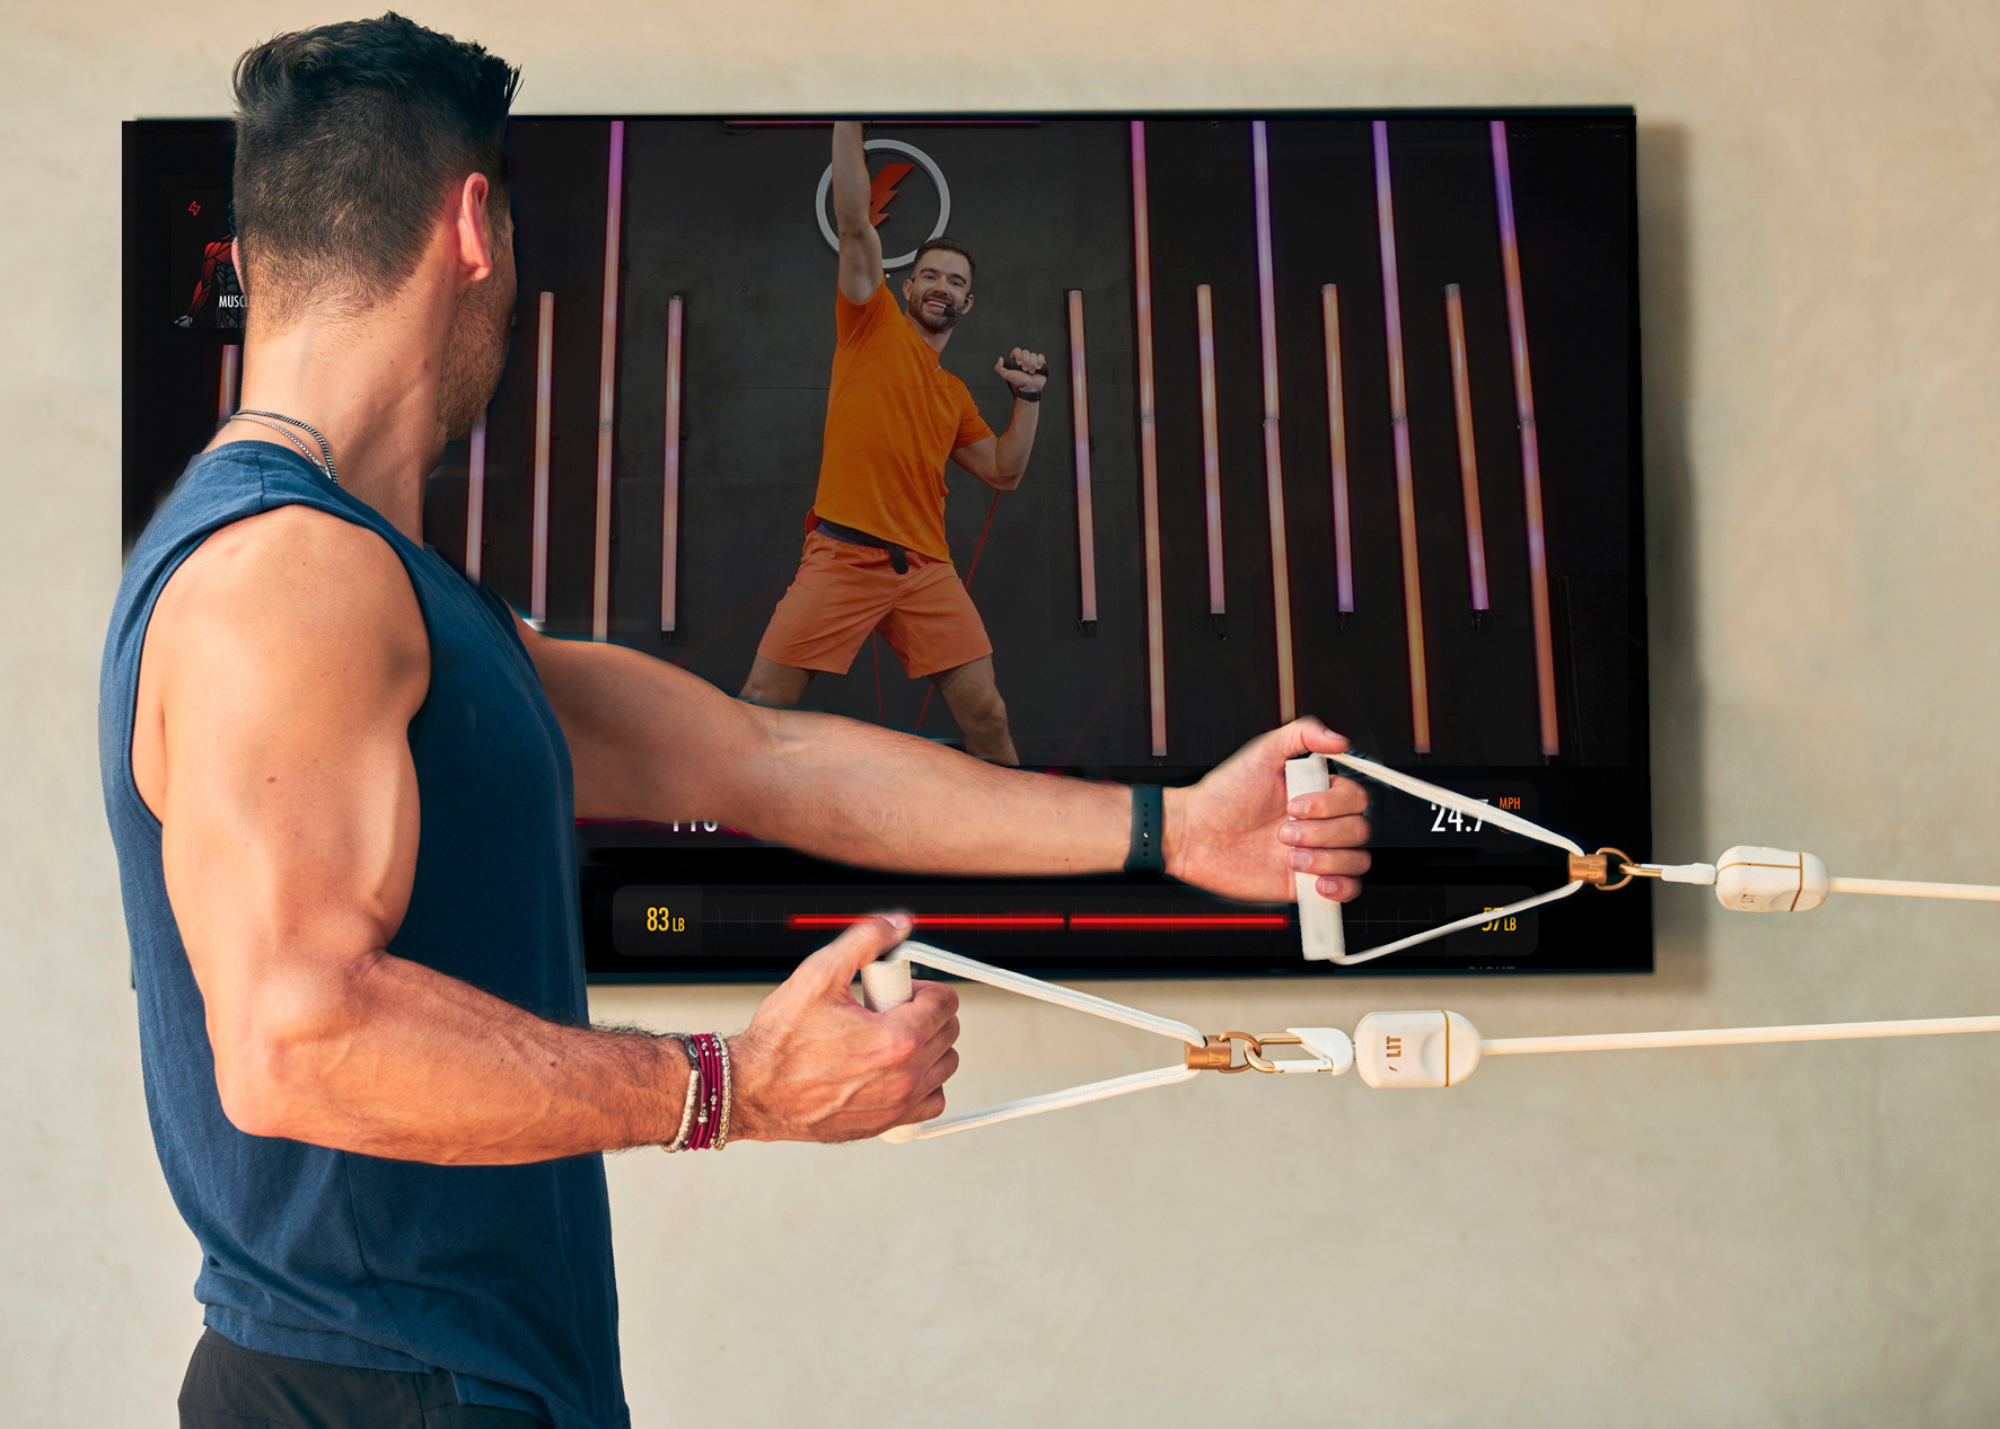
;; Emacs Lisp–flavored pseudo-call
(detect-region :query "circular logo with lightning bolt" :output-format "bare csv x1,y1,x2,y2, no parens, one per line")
815,139,952,272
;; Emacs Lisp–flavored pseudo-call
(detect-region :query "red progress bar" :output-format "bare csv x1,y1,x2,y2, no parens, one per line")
1068,915,1291,930
787,915,1068,931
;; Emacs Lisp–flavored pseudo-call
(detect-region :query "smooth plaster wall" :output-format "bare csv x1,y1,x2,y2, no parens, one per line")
7,1,2000,1424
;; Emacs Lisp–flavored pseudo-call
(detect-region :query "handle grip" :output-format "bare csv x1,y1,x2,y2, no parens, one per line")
1001,354,1049,377
858,951,921,1142
1285,755,1347,962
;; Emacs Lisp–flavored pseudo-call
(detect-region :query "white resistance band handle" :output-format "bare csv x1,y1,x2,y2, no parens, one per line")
1285,755,1345,962
857,950,923,1143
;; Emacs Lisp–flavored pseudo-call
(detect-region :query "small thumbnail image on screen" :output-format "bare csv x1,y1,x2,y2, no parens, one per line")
168,189,243,331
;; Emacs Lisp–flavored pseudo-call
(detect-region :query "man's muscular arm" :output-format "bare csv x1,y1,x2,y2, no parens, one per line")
138,508,955,1161
832,120,882,306
953,347,1048,491
531,629,1370,903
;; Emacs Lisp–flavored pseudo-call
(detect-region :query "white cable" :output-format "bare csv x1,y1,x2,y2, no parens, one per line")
895,941,1207,1048
1328,879,1586,967
892,1065,1201,1142
1295,751,1590,963
1827,877,2000,902
1330,751,1587,856
1480,1015,2000,1057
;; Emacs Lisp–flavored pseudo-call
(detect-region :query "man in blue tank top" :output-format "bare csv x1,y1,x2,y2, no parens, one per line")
101,17,1372,1429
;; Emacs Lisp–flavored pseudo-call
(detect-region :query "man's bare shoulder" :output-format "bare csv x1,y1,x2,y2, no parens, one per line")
149,504,427,695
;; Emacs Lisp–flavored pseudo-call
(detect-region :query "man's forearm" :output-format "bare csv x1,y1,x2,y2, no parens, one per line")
222,949,688,1164
995,399,1041,484
831,120,870,234
729,705,1129,876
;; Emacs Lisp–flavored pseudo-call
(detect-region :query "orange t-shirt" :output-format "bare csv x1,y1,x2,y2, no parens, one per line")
812,282,994,562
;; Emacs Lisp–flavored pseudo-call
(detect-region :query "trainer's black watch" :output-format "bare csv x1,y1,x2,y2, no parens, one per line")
1012,386,1043,403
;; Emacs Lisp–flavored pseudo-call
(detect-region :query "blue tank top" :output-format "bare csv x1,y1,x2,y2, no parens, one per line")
99,444,628,1429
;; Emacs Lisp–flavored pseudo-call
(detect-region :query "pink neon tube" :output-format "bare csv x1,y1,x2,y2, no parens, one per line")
217,345,240,423
660,294,684,636
531,290,554,625
1067,290,1098,628
591,121,626,642
1492,120,1560,756
465,412,487,584
1320,285,1353,614
1252,120,1296,724
1130,122,1166,756
1373,120,1431,753
1445,284,1490,612
1196,284,1225,616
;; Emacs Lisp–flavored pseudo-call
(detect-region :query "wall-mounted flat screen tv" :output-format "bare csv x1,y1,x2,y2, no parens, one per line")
124,109,1648,981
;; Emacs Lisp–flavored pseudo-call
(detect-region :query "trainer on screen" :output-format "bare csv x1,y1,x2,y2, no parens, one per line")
100,18,1370,1429
740,120,1043,764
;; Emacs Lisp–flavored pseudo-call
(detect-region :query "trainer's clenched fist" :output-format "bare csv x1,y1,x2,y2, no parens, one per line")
997,347,1049,395
728,915,960,1142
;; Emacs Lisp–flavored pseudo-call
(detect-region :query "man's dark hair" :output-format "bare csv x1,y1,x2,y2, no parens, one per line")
911,237,975,284
231,13,521,324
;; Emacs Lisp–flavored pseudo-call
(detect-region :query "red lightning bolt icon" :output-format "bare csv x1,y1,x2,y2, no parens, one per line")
868,162,915,228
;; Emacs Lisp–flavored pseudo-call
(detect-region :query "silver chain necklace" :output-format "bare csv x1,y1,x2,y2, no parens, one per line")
233,409,339,486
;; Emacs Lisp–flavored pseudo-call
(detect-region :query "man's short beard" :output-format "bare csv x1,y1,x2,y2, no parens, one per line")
908,293,962,332
437,275,512,442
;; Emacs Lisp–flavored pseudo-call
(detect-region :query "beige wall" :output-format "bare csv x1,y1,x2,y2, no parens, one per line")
8,0,2000,1423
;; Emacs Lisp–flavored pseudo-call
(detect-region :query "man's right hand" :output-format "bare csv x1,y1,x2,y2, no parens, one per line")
728,916,960,1142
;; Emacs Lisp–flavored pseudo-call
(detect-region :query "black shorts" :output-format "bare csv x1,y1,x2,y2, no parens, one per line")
179,1328,548,1429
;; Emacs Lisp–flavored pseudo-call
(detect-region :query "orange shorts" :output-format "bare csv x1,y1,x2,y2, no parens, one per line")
756,530,993,679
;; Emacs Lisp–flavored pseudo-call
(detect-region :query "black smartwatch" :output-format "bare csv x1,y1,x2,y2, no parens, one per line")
1124,784,1165,875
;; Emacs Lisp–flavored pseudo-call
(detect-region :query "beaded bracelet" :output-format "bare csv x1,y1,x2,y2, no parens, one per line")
662,1033,734,1152
661,1035,701,1153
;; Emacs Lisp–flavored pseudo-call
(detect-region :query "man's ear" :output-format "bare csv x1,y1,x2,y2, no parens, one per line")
453,172,496,286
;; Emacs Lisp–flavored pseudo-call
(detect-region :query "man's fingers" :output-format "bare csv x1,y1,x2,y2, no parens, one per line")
1285,777,1368,821
1316,875,1364,904
792,914,912,992
1281,812,1370,849
881,979,958,1045
1287,846,1372,878
888,1088,949,1130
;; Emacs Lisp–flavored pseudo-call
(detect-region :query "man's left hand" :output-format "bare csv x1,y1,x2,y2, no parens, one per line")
1164,718,1370,905
996,347,1049,396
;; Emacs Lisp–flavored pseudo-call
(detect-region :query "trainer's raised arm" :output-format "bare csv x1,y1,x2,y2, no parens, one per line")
832,120,883,305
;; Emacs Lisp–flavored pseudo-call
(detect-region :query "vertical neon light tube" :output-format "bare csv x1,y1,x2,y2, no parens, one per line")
1321,285,1353,614
1195,284,1225,616
1066,290,1098,629
1373,120,1431,753
1445,284,1490,612
1252,120,1296,724
465,412,487,584
660,294,684,636
216,345,240,423
1492,120,1560,756
1130,122,1166,756
591,120,626,642
530,290,554,625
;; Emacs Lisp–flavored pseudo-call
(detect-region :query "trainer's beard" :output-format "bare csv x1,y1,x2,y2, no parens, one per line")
437,267,514,443
908,291,962,332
